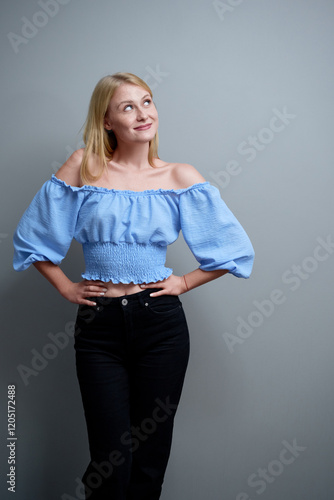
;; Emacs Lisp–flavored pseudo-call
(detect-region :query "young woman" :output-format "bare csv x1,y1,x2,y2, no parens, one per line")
13,72,254,499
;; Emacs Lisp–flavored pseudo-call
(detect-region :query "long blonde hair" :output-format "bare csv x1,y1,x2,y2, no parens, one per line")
80,72,159,184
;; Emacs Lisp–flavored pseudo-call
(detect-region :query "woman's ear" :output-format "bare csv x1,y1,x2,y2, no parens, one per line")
104,119,112,131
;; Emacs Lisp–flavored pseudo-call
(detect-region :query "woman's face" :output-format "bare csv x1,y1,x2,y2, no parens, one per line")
104,83,159,146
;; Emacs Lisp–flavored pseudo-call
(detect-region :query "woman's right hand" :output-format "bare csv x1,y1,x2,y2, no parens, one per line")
61,280,108,306
33,262,107,306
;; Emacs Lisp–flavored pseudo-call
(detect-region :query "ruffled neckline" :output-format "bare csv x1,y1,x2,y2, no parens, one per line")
51,174,211,196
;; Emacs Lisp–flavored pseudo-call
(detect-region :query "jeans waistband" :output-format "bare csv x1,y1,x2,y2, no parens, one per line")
90,287,163,307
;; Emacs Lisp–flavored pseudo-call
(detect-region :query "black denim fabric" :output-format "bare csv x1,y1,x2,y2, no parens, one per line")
74,287,190,500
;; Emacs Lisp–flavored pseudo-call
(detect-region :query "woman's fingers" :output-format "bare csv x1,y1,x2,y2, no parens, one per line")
140,279,165,288
83,298,98,306
141,281,169,297
93,286,108,294
82,281,108,294
84,280,107,287
140,275,186,296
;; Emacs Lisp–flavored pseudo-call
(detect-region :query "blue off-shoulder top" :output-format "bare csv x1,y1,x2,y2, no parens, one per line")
13,174,254,284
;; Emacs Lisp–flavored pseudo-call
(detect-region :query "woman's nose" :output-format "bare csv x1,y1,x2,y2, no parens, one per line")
136,107,148,120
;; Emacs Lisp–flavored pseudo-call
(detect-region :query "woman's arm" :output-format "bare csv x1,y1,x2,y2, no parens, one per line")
140,268,229,297
183,268,229,291
138,163,245,296
33,261,107,306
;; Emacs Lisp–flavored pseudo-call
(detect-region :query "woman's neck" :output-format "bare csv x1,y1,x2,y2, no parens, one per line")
111,142,153,171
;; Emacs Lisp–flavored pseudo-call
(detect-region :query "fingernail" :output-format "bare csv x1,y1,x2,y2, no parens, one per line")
100,292,105,296
140,284,146,288
103,288,108,292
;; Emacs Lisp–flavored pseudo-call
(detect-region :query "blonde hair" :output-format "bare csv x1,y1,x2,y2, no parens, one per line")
80,72,159,184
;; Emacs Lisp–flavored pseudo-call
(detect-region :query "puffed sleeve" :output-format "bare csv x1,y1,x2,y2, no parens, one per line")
179,183,255,278
13,176,85,271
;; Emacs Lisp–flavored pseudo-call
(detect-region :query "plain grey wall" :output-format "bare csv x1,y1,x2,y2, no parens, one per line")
1,0,334,499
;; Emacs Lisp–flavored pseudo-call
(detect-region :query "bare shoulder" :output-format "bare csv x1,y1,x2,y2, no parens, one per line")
54,148,85,186
170,162,206,189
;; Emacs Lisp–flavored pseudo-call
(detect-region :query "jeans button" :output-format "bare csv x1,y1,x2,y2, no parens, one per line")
121,298,128,306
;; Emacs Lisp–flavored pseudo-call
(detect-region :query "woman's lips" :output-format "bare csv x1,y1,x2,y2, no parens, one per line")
134,123,152,131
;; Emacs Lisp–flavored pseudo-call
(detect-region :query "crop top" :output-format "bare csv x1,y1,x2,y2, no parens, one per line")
13,174,255,284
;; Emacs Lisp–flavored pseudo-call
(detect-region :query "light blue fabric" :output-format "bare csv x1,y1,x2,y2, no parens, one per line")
13,174,254,283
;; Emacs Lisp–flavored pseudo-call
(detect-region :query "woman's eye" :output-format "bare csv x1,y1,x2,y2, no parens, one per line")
144,99,151,106
124,104,132,111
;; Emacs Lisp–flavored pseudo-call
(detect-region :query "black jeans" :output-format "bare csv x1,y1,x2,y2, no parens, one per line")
74,287,190,500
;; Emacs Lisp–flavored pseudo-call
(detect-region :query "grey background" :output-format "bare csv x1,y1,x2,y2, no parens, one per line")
1,0,334,499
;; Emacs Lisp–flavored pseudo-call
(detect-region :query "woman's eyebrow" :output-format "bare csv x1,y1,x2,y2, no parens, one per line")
116,94,151,109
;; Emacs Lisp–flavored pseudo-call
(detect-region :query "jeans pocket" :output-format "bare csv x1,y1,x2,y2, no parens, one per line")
145,294,182,315
76,302,100,325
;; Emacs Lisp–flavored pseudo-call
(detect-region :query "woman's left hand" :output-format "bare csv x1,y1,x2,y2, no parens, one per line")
139,274,187,297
